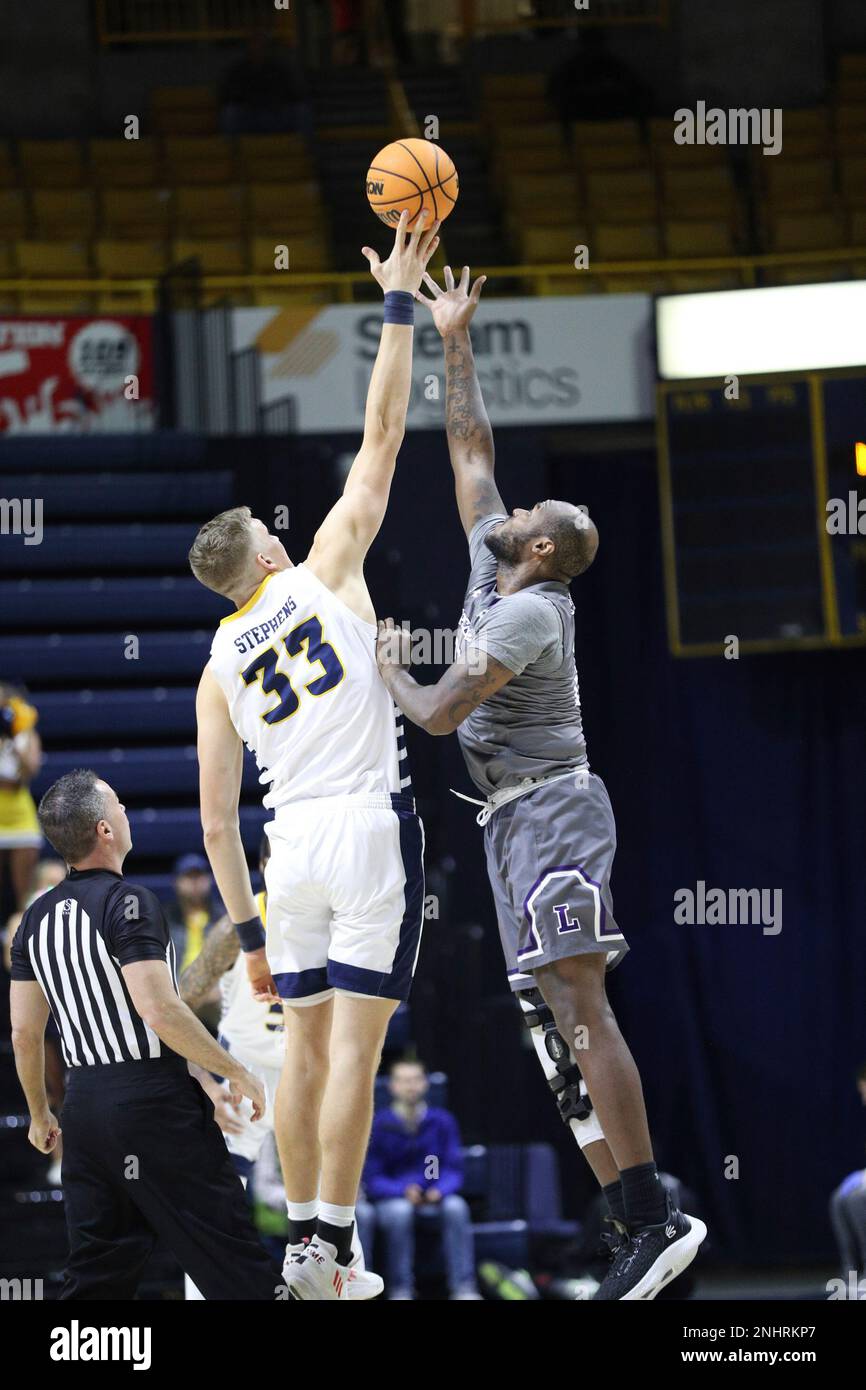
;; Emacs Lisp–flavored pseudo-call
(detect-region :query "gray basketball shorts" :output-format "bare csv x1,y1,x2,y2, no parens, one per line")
482,772,629,993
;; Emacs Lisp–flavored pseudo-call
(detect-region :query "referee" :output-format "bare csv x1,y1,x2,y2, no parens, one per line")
10,769,283,1302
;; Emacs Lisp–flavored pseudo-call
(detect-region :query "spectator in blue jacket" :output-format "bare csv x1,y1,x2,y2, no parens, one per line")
364,1059,481,1300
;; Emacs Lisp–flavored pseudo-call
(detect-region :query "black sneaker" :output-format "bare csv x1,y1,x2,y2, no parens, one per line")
592,1199,707,1301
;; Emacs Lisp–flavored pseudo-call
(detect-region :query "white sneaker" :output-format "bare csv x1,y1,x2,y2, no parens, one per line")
346,1225,384,1301
282,1236,348,1300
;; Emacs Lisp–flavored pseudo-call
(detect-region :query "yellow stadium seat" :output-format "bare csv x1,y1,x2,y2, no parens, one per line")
505,171,580,211
174,185,245,236
761,157,835,211
171,238,247,273
483,73,547,101
88,138,162,187
660,166,736,216
249,235,330,273
18,139,84,188
249,181,321,216
30,189,97,238
585,168,657,219
663,218,736,256
152,87,217,135
484,98,552,130
769,210,847,252
573,119,642,148
834,103,866,131
651,141,731,169
836,79,866,104
237,134,312,183
518,224,589,263
779,107,831,137
0,190,29,237
163,136,236,185
576,145,645,171
754,131,829,160
849,207,866,242
593,221,661,260
0,242,15,275
840,54,866,78
839,156,866,205
494,145,570,177
15,240,91,276
102,187,173,237
93,239,169,277
493,122,564,150
0,141,17,188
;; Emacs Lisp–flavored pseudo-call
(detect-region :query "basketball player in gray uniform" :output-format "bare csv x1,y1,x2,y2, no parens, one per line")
375,267,707,1301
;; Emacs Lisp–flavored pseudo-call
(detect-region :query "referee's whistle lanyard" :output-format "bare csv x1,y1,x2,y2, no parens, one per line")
451,767,588,828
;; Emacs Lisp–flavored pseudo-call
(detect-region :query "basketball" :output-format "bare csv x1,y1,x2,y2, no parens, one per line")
366,138,459,230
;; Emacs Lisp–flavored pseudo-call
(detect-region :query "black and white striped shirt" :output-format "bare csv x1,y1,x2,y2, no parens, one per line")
11,868,180,1068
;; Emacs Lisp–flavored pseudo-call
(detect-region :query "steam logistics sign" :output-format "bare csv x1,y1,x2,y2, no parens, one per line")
232,295,653,432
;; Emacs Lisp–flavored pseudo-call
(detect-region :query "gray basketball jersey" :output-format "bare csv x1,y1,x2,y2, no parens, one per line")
455,514,588,797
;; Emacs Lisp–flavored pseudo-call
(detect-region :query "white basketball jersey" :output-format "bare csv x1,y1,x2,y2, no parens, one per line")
208,564,408,811
219,892,284,1070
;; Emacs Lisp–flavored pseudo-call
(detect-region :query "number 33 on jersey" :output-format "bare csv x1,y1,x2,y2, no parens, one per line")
207,564,411,811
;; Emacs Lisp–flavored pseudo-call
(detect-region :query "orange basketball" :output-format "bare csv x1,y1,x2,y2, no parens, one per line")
366,138,459,230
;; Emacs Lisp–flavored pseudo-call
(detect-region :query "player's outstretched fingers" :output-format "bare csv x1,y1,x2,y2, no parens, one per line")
418,217,441,256
470,274,488,303
459,265,471,292
408,207,430,243
422,271,443,296
421,234,440,267
361,246,382,274
443,265,455,292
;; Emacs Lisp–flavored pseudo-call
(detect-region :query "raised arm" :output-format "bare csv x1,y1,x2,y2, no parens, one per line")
416,266,505,537
306,210,440,593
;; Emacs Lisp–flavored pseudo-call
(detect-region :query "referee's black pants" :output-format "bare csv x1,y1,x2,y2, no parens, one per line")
58,1059,281,1301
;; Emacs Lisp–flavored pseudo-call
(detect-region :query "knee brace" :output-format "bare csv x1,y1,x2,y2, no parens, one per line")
516,988,605,1151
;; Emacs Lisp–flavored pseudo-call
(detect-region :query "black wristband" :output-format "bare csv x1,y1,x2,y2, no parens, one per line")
234,917,266,953
383,289,415,325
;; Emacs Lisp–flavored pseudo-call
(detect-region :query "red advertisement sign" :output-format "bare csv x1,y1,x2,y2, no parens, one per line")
0,316,155,433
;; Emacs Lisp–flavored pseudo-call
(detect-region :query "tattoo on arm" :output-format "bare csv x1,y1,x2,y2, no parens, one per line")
444,334,502,528
179,918,241,1011
444,662,511,728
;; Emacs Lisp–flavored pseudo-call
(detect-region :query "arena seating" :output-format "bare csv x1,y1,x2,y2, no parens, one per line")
0,435,267,899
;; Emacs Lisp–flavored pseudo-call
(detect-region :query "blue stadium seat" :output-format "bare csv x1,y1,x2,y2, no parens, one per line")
0,472,232,519
32,688,198,740
0,525,198,573
0,630,211,682
33,746,262,800
0,432,209,473
0,579,226,630
125,806,266,859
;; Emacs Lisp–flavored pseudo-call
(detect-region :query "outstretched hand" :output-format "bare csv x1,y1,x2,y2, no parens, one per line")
415,265,487,337
362,209,441,296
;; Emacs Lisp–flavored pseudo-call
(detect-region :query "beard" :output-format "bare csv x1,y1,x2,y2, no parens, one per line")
484,523,523,565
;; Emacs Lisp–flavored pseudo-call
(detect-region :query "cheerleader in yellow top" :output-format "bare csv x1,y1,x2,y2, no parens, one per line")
0,683,43,909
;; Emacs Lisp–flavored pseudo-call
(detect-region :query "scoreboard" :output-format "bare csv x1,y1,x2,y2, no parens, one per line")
657,370,866,656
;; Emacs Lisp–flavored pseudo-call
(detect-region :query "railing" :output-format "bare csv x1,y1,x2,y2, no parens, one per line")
1,245,862,311
458,0,670,34
94,0,295,45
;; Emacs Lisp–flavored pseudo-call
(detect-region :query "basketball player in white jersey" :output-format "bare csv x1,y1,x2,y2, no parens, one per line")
180,838,382,1300
189,209,439,1299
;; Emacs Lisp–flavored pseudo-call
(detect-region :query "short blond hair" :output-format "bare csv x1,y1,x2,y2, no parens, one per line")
188,506,255,596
